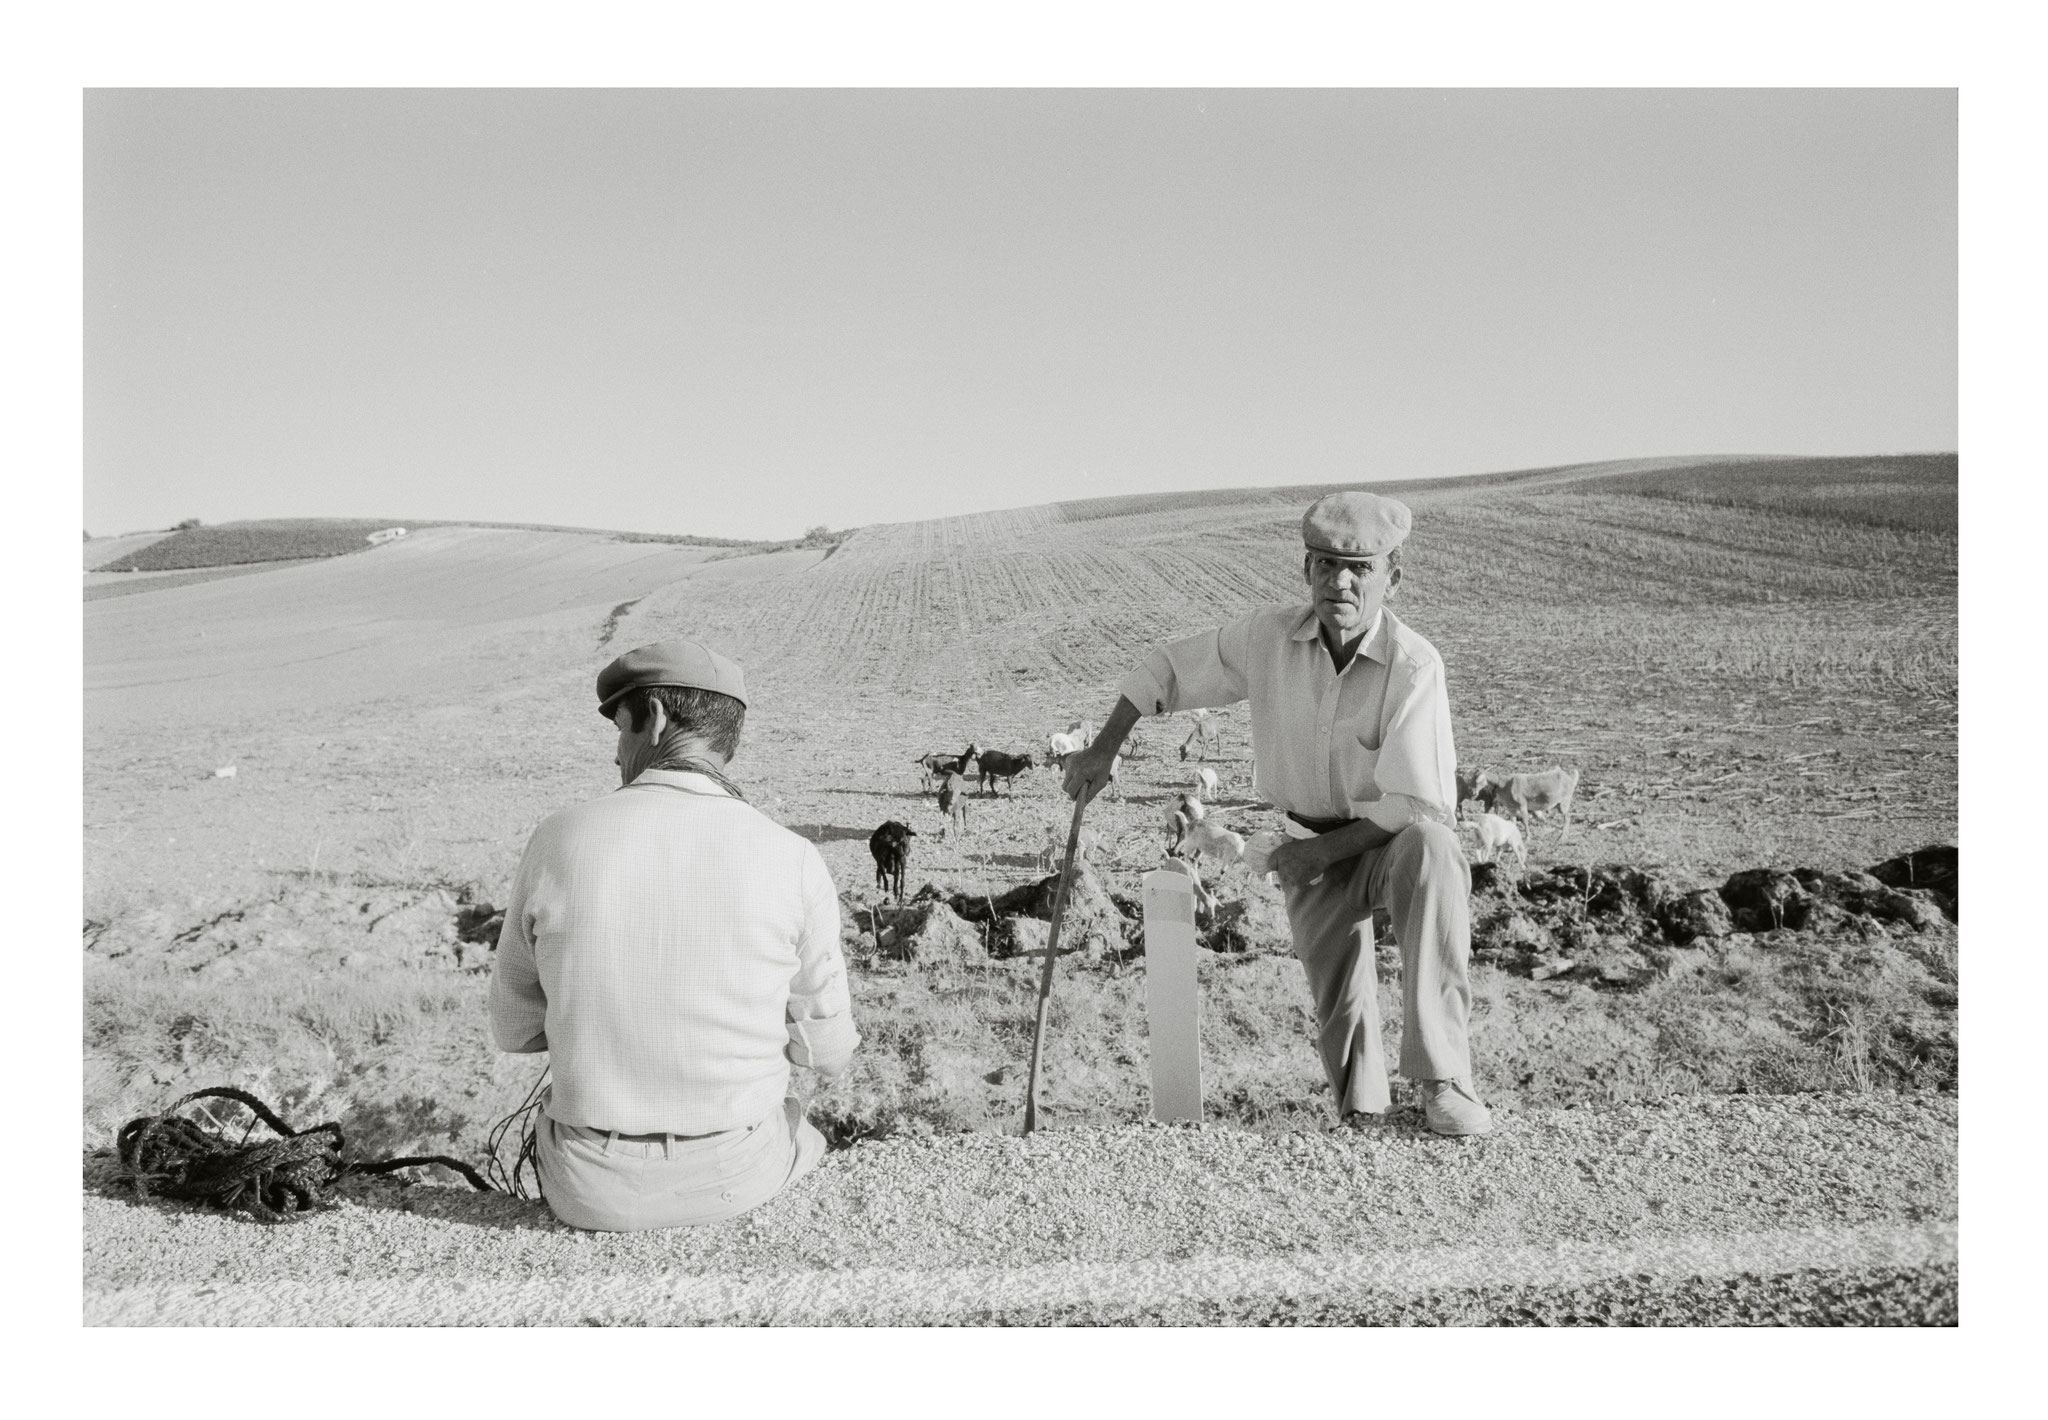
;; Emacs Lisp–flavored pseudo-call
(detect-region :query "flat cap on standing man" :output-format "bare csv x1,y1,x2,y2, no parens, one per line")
1064,491,1490,1136
489,639,858,1230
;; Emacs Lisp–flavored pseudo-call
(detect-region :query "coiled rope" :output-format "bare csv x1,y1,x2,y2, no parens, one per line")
116,1086,493,1224
483,1065,550,1200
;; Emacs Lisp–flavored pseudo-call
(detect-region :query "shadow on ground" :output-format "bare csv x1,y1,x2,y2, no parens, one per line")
788,824,875,845
82,1148,566,1235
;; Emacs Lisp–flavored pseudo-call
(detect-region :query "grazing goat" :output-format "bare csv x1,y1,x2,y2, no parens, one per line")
1467,813,1527,870
914,744,978,789
937,772,969,838
1176,820,1246,866
975,749,1034,796
1154,854,1217,923
1455,766,1488,815
1048,717,1094,763
868,820,916,901
1179,709,1223,762
1190,766,1220,799
1164,792,1207,854
1038,822,1105,874
1479,766,1581,837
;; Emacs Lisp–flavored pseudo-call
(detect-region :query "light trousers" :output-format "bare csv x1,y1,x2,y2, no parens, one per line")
1282,818,1474,1116
535,1091,827,1232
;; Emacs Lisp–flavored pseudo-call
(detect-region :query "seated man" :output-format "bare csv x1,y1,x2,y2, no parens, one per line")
1062,491,1490,1137
488,638,857,1229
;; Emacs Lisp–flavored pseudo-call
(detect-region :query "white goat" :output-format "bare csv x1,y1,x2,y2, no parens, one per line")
1179,709,1223,762
1190,766,1220,798
1177,820,1245,866
1469,812,1527,869
1154,854,1217,920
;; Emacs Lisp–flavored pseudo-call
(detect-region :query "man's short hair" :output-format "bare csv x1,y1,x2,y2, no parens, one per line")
619,684,746,759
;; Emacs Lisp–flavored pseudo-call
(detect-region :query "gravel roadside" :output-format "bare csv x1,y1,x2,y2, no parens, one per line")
85,1091,1957,1325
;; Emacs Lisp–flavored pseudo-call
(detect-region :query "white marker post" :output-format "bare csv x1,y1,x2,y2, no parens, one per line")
1141,868,1203,1123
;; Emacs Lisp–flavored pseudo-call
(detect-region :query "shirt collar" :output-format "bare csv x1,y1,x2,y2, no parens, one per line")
627,767,736,797
1291,605,1391,664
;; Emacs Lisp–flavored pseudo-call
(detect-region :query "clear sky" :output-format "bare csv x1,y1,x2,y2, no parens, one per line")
84,88,1956,541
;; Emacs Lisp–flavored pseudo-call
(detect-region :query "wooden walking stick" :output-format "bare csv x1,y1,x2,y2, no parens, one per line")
1022,791,1090,1134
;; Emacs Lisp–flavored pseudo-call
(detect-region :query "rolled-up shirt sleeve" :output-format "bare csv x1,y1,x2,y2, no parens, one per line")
1360,793,1426,833
785,846,858,1077
487,839,550,1054
1116,614,1256,718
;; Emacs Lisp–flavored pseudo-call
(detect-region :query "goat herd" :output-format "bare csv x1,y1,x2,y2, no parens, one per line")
865,712,1582,914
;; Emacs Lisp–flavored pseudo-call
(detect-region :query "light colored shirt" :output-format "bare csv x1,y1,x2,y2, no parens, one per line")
1116,604,1458,828
488,768,857,1136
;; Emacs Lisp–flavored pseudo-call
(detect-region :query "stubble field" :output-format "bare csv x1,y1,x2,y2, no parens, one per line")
83,454,1957,1167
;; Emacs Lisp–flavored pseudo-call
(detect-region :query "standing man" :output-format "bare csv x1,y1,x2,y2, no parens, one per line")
1063,492,1489,1137
489,639,858,1229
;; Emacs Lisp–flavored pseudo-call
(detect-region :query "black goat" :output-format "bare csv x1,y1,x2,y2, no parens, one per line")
975,749,1035,795
869,820,916,902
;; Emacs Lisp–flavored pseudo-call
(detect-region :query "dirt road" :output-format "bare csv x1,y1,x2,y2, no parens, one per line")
85,1091,1955,1326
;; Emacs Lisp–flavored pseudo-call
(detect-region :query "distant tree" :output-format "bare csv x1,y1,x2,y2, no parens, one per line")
799,524,845,547
173,518,202,531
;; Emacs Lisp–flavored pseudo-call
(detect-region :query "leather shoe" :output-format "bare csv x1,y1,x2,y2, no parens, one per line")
1420,1078,1492,1137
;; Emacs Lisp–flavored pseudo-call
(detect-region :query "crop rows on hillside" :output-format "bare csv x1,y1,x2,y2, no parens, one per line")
1049,455,1718,526
100,520,404,571
634,470,1955,714
100,517,766,575
1413,495,1950,612
624,460,1955,879
1574,453,1958,534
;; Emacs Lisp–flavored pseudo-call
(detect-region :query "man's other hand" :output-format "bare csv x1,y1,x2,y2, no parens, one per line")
1062,744,1118,805
1269,837,1329,890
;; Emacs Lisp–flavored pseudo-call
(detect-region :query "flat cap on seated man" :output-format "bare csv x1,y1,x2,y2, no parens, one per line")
1062,490,1489,1136
488,638,858,1229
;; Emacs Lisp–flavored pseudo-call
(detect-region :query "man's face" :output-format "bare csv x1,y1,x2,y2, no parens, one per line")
1305,550,1398,642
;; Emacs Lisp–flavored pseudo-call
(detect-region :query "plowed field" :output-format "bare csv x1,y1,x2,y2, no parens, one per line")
84,454,1957,1159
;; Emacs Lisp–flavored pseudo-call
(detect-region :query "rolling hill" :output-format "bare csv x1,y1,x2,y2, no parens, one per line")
83,453,1957,1189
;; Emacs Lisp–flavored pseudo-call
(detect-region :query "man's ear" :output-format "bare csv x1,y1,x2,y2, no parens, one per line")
1385,564,1403,597
1301,552,1314,586
643,696,668,740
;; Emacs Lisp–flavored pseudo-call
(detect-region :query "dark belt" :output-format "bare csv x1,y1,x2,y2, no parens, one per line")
1286,811,1357,835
